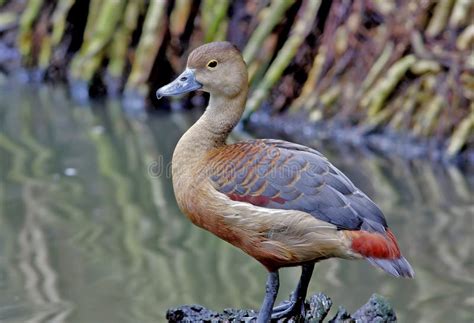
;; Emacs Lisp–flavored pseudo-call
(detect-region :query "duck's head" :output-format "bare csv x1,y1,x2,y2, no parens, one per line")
156,42,247,99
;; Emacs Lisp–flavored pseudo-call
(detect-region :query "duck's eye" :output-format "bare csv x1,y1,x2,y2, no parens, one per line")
207,60,218,69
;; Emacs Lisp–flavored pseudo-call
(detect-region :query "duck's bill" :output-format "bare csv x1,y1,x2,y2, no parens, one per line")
156,68,202,98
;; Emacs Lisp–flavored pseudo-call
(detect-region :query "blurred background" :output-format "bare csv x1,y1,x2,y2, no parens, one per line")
0,0,473,322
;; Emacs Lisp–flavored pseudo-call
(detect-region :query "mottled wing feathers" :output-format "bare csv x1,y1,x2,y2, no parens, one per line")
205,139,414,277
206,139,387,233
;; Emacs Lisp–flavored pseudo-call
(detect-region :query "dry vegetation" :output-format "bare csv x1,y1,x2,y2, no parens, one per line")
0,0,472,156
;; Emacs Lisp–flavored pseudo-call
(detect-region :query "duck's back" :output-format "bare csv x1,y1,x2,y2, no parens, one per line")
206,139,386,231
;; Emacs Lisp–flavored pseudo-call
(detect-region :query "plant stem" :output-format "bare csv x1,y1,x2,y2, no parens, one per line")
244,0,321,119
125,0,167,97
243,0,295,64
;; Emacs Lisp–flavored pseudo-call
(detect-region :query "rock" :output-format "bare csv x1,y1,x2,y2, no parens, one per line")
166,304,257,322
166,293,397,322
306,293,332,322
351,294,397,322
328,306,352,323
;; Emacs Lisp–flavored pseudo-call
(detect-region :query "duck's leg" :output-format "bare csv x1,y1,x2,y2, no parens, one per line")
257,271,280,323
271,263,314,319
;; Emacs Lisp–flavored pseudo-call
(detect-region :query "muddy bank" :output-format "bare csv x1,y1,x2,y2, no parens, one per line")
247,111,474,168
166,293,396,322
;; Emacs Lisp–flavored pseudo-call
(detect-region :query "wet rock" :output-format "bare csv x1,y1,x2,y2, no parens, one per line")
166,293,396,322
328,306,352,323
306,293,332,322
327,294,397,323
166,304,257,322
351,294,397,322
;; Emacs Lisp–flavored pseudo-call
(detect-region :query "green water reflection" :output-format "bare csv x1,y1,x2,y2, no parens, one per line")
0,84,472,323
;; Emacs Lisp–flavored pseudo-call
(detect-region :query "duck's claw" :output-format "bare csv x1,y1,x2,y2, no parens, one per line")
271,299,305,320
272,300,293,315
271,300,295,319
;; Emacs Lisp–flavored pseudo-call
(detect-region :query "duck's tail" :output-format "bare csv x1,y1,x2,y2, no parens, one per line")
367,256,415,278
345,228,415,278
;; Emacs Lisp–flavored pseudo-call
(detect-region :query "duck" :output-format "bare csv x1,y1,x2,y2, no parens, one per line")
156,41,414,323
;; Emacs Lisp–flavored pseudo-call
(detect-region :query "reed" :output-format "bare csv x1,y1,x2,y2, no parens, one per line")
124,0,167,98
4,0,472,157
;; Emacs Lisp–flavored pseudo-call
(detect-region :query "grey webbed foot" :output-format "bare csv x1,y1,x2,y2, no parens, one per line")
271,295,305,319
271,263,315,320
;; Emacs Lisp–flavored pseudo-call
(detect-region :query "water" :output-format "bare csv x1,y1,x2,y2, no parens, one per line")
0,84,472,323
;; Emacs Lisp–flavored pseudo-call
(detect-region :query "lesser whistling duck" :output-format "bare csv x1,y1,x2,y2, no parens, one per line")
157,42,414,323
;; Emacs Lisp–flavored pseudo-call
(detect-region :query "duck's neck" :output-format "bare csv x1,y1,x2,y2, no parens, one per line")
175,89,248,160
201,92,247,145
